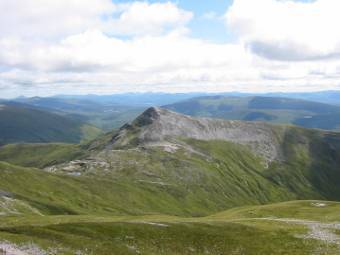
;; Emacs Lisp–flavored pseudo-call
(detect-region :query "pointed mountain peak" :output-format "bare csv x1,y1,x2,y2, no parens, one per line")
132,107,171,127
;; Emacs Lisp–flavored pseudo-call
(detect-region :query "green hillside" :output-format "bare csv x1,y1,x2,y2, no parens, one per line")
164,96,340,130
0,143,86,168
13,96,148,131
0,200,338,254
0,103,102,145
1,109,340,216
0,109,340,253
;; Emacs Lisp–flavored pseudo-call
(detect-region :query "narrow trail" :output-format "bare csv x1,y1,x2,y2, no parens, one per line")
258,218,340,244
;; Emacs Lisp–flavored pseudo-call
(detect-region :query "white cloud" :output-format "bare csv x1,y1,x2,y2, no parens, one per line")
0,0,116,39
105,2,193,36
0,0,192,39
1,0,340,97
0,30,256,89
226,0,340,61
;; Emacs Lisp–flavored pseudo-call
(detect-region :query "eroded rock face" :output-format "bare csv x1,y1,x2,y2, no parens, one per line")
112,107,284,162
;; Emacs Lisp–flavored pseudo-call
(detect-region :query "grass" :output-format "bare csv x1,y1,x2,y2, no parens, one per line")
208,200,340,222
0,103,103,145
1,128,340,217
0,114,340,253
0,143,86,168
0,201,339,254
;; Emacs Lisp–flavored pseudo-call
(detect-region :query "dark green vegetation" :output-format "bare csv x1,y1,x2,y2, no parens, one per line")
0,108,340,254
164,96,340,130
0,102,102,145
14,96,145,131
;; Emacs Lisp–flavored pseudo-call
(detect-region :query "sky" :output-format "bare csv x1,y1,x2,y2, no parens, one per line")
1,0,340,98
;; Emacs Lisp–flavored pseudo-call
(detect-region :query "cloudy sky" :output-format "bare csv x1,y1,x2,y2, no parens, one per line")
1,0,340,97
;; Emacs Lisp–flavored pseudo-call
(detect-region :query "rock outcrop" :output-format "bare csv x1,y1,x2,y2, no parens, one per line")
111,107,284,161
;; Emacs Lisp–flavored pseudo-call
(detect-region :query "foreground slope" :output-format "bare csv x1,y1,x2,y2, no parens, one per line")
0,201,339,254
164,96,340,130
0,102,102,145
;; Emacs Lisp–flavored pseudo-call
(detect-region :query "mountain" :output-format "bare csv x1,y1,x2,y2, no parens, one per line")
2,107,340,213
0,108,340,253
164,96,340,130
12,92,340,131
55,92,210,106
12,93,218,131
13,96,148,131
267,90,340,105
0,102,102,145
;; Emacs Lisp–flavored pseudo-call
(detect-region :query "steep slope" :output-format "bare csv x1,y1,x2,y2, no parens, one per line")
1,108,340,216
164,96,340,130
0,143,86,168
45,108,340,211
109,107,284,161
0,102,102,145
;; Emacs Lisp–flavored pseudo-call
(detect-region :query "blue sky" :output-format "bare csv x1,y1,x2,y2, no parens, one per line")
112,0,316,43
114,0,234,42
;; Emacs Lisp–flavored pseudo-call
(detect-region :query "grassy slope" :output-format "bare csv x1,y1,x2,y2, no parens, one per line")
0,143,86,168
209,200,340,222
1,129,340,218
0,128,339,253
0,201,338,254
0,103,102,145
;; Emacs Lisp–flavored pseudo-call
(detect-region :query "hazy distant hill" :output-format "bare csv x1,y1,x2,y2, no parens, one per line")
164,96,340,130
13,96,147,131
11,92,340,131
0,102,102,145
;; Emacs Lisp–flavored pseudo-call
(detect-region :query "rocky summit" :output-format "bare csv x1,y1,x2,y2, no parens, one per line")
110,107,284,161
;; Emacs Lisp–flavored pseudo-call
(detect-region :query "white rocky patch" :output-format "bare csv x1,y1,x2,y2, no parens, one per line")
258,218,340,244
0,242,50,255
133,221,169,227
311,202,327,207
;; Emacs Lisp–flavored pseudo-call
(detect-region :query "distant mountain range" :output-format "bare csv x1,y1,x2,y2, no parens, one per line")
2,92,340,146
6,91,340,131
12,90,340,105
164,96,340,130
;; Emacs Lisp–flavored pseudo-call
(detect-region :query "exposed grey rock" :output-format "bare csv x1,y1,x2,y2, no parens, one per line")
0,191,12,198
112,107,284,162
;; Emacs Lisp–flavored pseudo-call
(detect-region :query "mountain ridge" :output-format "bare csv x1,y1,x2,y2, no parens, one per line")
164,96,340,130
110,107,283,161
0,102,102,145
1,107,340,218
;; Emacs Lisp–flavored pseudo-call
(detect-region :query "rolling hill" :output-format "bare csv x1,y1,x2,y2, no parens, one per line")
0,108,340,253
13,96,146,131
0,102,102,145
164,96,340,130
